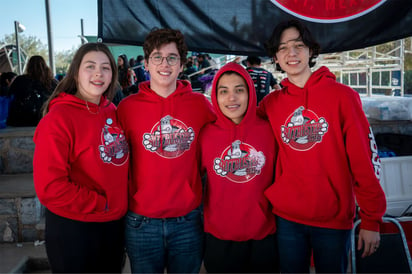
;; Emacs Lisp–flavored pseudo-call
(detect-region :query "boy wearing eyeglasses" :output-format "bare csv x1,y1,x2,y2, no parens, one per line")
258,19,386,273
117,28,215,273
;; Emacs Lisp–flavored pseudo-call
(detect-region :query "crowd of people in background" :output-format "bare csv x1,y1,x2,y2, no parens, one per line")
0,50,283,128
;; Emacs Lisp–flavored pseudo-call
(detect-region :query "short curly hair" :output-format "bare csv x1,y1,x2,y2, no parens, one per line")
265,19,320,72
143,28,188,66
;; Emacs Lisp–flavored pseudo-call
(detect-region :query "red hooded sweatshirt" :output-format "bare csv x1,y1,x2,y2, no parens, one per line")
199,62,277,241
258,66,386,231
33,93,129,222
117,80,216,218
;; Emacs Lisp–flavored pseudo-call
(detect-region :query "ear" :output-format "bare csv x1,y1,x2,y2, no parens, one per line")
144,60,149,70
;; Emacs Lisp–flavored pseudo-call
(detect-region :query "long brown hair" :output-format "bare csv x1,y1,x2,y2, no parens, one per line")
25,55,55,90
42,43,118,116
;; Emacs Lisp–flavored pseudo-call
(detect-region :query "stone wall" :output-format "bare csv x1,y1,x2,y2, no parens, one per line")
0,127,42,243
0,196,44,243
0,127,35,174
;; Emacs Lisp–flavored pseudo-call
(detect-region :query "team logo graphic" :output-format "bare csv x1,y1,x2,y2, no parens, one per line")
143,115,194,158
270,0,386,23
214,140,266,183
99,118,129,166
281,106,328,151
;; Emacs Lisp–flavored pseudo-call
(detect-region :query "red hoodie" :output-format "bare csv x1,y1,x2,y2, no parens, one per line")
258,66,386,231
33,93,129,222
199,62,276,241
117,80,216,218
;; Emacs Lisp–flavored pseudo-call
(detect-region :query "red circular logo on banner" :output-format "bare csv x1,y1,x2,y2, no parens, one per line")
270,0,386,23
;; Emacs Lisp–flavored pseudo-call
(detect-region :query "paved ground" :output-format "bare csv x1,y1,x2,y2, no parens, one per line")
0,242,134,273
0,242,48,273
0,242,209,273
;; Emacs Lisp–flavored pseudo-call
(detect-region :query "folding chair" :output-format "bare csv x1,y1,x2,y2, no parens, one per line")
351,217,412,273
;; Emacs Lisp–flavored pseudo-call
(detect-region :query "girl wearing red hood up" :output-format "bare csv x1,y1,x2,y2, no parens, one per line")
199,62,279,273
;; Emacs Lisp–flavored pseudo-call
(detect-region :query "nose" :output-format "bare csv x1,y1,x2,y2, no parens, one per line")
228,91,236,101
95,67,102,75
287,46,298,55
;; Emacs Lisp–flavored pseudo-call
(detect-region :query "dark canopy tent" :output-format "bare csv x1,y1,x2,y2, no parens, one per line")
98,0,412,56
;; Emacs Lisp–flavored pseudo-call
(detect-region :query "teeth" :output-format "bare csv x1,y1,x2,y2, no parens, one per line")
227,105,239,109
159,72,170,76
288,61,299,65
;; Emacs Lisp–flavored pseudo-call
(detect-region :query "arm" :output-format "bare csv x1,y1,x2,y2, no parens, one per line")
340,89,386,255
33,115,107,215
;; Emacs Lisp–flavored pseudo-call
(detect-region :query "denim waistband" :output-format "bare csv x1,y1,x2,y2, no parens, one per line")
127,208,201,222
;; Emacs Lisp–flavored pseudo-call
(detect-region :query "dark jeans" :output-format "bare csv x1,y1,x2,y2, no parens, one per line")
204,233,279,273
45,209,125,273
125,208,203,273
276,216,351,273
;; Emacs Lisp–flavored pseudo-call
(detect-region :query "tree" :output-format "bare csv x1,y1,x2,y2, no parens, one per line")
55,48,76,75
0,33,75,76
1,33,48,61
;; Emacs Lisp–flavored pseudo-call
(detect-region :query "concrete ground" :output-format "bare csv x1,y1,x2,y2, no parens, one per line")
0,242,133,273
0,242,48,273
0,242,208,273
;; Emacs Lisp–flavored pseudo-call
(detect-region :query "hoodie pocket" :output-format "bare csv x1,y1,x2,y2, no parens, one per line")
265,172,339,222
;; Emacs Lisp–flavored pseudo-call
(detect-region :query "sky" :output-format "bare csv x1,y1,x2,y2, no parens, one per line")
0,0,98,52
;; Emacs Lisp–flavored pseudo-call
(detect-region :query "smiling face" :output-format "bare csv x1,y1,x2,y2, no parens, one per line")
76,51,112,104
217,73,249,125
275,27,313,86
145,42,183,98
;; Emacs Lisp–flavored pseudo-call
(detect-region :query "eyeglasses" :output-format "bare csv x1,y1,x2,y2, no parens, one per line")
149,55,180,66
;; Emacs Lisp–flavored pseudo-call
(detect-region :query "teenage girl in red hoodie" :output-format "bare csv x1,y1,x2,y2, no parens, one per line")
258,19,386,273
199,62,278,272
33,43,129,273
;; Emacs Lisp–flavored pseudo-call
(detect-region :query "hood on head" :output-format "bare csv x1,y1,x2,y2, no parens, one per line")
211,62,257,127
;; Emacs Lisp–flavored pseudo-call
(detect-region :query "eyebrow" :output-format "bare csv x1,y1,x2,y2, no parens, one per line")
217,84,246,89
280,37,303,45
83,60,110,65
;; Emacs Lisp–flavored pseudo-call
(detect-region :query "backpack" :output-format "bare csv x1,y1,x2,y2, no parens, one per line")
7,77,49,126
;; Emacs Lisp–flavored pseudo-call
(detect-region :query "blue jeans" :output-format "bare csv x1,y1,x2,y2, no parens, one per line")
276,216,351,273
125,208,204,273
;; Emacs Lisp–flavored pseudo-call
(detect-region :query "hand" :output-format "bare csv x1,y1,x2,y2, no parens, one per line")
357,229,380,258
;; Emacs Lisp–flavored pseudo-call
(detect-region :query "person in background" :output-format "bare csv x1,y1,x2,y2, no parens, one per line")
199,62,278,273
117,54,136,96
133,55,147,88
0,72,17,128
7,55,58,126
33,42,129,273
246,55,281,105
0,71,17,96
117,28,215,273
197,53,212,74
258,19,386,273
